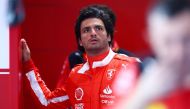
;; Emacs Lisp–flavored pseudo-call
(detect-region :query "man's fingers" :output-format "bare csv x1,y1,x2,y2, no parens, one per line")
20,38,30,52
20,38,31,62
20,38,27,50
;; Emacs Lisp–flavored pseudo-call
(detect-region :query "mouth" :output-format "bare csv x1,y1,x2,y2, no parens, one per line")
89,39,98,44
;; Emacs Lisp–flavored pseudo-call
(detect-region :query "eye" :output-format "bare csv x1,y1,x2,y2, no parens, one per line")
95,25,104,31
82,27,90,33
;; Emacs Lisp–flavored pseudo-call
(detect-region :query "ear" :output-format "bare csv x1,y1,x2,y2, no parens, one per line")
108,35,111,42
79,39,83,46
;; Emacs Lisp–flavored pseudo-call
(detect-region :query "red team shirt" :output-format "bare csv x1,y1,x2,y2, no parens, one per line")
23,49,139,109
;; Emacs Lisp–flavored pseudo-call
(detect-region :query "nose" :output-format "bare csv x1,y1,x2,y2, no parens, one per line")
90,28,97,37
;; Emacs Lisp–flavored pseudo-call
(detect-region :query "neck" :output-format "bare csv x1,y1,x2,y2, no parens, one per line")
86,48,110,67
86,47,110,57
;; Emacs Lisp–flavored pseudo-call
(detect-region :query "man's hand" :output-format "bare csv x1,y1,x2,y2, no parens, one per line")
20,39,31,62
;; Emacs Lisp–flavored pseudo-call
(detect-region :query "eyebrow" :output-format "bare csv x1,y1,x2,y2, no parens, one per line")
94,25,104,28
82,24,104,29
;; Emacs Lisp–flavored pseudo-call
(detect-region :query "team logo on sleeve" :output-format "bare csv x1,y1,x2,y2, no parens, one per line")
106,69,116,80
75,87,84,101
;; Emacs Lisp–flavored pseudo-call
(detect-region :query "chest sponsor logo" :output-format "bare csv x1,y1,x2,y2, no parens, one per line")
101,99,115,105
100,85,115,99
106,69,116,80
103,85,112,94
100,85,116,105
75,103,84,109
100,94,115,99
75,87,84,101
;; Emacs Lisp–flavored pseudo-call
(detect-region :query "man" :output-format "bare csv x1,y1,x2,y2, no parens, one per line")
21,4,140,109
56,5,139,88
122,0,190,109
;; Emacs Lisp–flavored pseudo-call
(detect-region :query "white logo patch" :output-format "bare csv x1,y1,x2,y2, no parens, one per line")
103,85,112,95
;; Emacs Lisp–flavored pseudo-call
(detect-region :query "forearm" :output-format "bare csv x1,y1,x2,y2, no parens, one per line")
23,59,71,107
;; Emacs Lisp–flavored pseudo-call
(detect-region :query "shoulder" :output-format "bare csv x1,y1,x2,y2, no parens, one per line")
114,53,141,63
67,64,84,79
70,63,83,73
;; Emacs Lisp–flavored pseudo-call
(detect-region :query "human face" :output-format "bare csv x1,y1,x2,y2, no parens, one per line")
79,18,111,56
148,11,190,71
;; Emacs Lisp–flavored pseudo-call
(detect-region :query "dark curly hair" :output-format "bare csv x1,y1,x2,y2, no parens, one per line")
75,4,116,52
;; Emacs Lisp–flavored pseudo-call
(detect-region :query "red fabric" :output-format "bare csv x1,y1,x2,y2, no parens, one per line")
56,42,122,89
24,49,139,109
22,59,35,73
